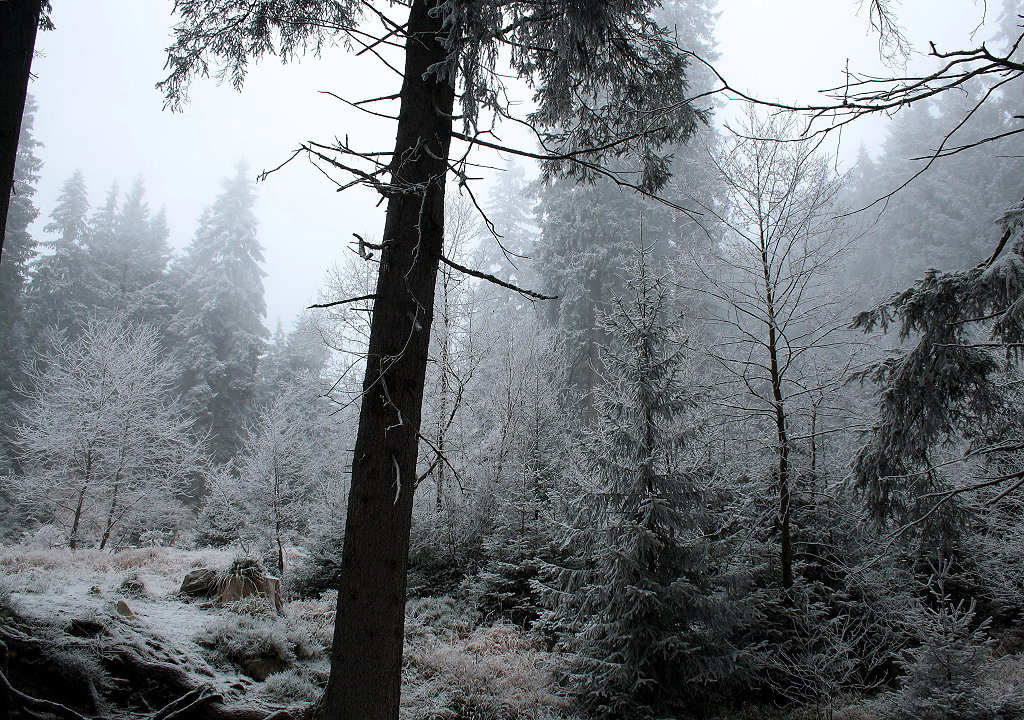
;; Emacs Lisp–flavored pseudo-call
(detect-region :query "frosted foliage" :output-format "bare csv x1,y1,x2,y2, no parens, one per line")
548,246,721,719
170,163,268,463
13,317,204,549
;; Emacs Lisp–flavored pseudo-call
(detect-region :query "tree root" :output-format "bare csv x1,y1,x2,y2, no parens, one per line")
0,641,91,720
151,689,293,720
0,616,295,720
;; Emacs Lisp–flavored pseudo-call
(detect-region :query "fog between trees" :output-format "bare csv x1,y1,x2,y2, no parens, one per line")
3,0,1024,719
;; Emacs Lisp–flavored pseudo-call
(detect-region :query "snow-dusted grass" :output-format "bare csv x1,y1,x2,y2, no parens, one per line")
0,545,237,652
0,544,574,718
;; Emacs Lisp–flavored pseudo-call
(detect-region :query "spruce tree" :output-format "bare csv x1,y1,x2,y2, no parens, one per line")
87,178,172,324
163,2,706,714
477,160,536,293
547,244,721,719
535,177,663,415
0,94,41,470
28,169,100,336
171,163,267,465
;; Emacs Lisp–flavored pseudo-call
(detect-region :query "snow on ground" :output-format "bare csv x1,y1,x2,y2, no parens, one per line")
1,545,232,637
0,544,570,716
0,545,299,699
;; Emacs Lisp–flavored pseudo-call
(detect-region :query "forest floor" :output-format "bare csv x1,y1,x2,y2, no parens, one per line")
0,545,569,719
6,544,1018,720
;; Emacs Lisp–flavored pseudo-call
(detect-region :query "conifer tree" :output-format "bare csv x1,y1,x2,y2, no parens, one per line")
0,95,41,470
28,170,100,336
548,244,721,719
845,81,1024,295
87,178,172,324
852,197,1024,526
477,160,536,293
162,2,706,715
536,178,664,415
259,312,330,402
171,163,268,465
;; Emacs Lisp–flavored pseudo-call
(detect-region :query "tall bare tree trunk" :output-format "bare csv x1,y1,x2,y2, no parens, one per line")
435,270,451,516
761,247,793,590
0,0,42,254
323,1,455,717
69,486,87,551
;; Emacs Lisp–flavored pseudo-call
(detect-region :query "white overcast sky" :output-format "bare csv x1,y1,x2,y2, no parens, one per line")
26,0,1002,329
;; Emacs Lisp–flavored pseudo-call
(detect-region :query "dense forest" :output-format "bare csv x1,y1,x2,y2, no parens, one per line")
3,0,1024,719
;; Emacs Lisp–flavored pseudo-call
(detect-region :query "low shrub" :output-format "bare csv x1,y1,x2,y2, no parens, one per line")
197,614,293,679
405,594,479,642
262,668,321,703
403,623,570,720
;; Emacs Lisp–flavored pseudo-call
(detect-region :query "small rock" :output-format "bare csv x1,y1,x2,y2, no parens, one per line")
113,600,134,618
180,568,217,597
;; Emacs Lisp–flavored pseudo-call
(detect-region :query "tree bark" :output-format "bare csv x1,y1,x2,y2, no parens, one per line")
761,248,793,591
323,1,455,718
0,0,42,255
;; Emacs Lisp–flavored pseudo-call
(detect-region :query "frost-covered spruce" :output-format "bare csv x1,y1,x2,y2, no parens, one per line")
169,162,267,465
546,243,721,719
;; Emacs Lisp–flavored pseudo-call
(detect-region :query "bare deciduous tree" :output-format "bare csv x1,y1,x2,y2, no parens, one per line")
14,316,204,549
698,108,851,589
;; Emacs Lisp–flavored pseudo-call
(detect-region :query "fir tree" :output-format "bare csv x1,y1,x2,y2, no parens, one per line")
476,159,536,293
852,197,1024,526
547,244,722,719
536,177,667,415
259,312,329,402
44,169,89,245
845,82,1024,296
171,162,268,465
0,95,40,330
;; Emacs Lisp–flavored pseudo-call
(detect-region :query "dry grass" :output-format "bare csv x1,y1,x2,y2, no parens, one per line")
0,545,233,577
403,623,571,720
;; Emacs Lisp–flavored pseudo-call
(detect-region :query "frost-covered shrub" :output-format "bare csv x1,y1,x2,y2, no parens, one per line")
196,614,296,678
196,607,323,681
289,519,344,599
21,524,67,549
117,571,147,597
403,624,569,720
220,555,265,583
288,591,336,648
224,594,277,619
0,577,15,617
405,594,479,641
262,668,320,703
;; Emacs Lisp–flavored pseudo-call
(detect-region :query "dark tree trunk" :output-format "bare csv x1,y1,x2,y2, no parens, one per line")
323,1,455,718
0,0,42,255
69,486,87,551
761,248,793,591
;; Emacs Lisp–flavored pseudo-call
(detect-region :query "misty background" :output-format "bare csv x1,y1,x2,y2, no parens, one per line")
28,0,997,328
